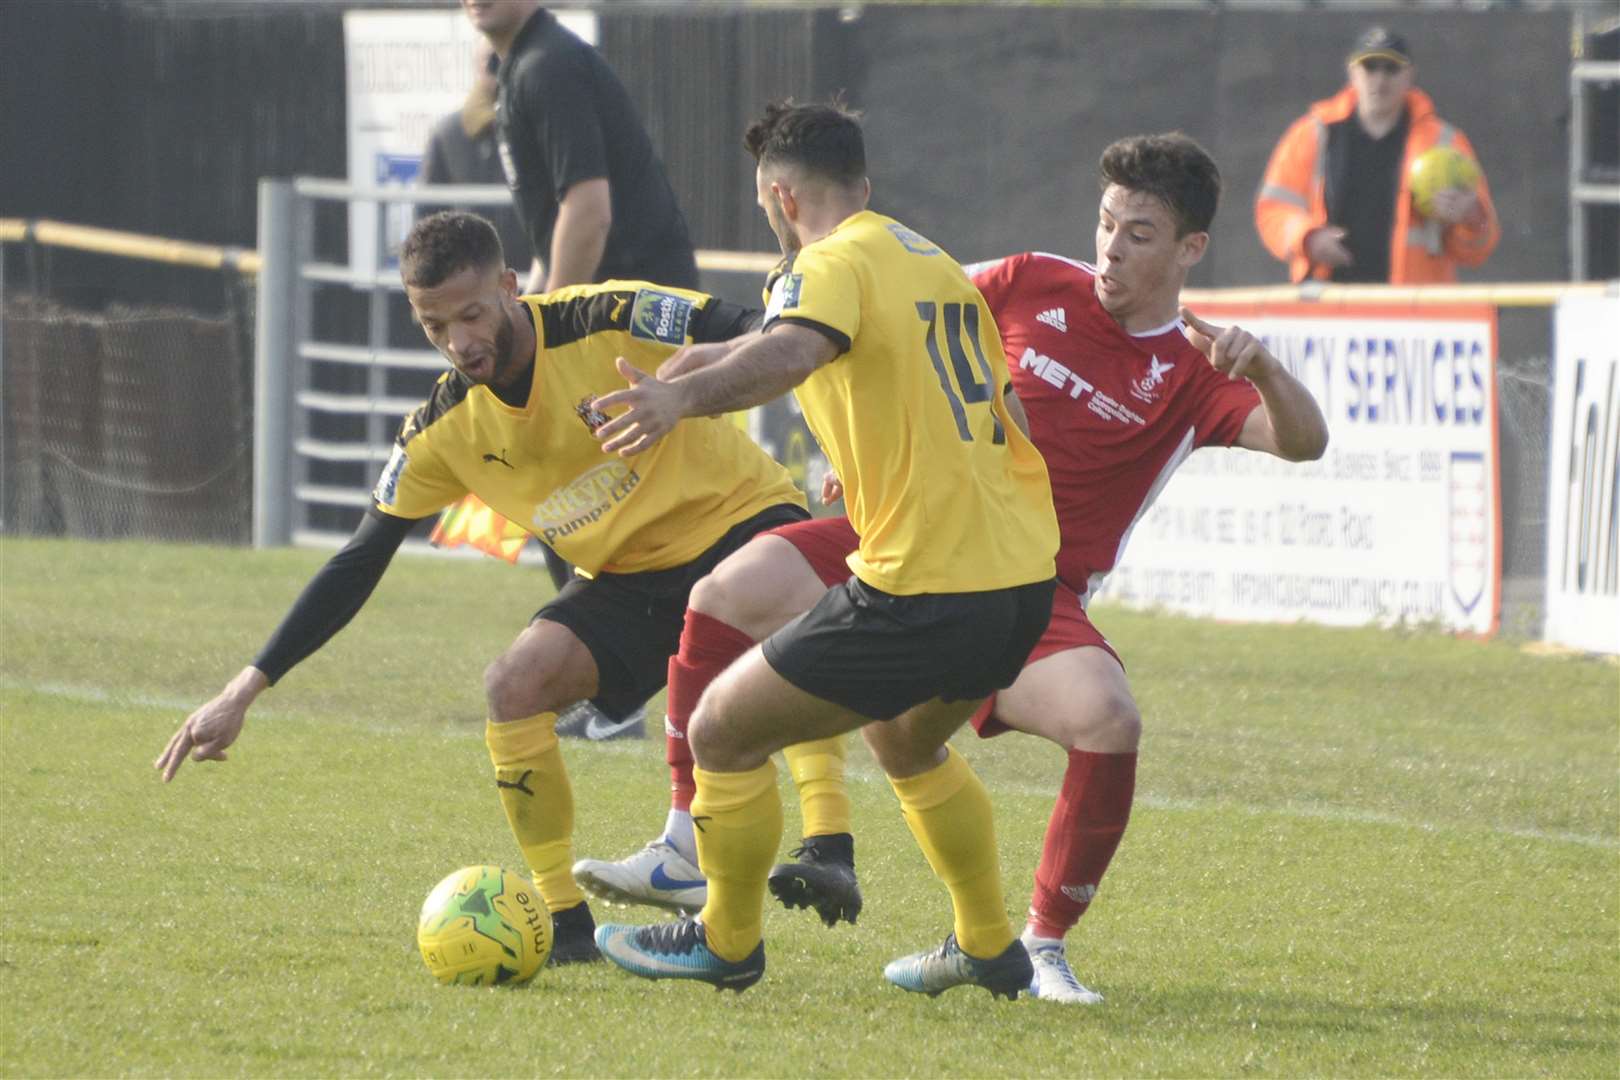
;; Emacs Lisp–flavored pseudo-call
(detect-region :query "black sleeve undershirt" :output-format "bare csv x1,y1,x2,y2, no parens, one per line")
252,508,427,685
689,300,764,343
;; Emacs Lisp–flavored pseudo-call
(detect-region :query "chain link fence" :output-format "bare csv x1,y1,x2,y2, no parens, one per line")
2,268,256,544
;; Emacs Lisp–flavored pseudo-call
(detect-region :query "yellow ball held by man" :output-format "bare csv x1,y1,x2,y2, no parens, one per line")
417,865,552,985
1408,146,1480,219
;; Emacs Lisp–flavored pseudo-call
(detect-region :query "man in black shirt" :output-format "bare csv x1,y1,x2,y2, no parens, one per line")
1319,85,1408,283
1307,30,1412,283
418,39,533,272
464,0,699,293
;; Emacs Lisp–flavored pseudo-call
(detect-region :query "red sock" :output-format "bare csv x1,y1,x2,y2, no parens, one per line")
1027,750,1136,940
665,610,756,811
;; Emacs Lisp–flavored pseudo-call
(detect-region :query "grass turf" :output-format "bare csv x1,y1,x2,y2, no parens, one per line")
1,537,1615,1077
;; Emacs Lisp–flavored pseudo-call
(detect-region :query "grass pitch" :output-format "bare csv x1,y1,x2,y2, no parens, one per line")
1,536,1615,1078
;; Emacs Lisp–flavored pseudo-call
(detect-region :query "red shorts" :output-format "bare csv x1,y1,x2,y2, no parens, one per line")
764,516,1121,737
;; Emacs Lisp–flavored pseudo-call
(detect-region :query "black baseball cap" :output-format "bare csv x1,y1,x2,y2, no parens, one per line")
1348,27,1412,67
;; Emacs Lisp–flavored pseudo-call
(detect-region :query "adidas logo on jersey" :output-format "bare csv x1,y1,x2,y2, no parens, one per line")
1035,307,1068,333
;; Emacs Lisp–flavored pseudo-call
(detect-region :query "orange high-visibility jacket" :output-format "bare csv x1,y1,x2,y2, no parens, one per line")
1255,86,1499,283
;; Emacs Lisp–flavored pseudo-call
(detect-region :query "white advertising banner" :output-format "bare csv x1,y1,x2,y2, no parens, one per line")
342,9,596,278
1098,303,1501,635
1544,295,1620,654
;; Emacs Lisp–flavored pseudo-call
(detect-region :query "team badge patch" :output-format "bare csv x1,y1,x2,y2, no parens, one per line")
1129,354,1176,404
574,395,610,433
629,289,695,345
374,444,408,506
765,273,804,321
885,223,941,256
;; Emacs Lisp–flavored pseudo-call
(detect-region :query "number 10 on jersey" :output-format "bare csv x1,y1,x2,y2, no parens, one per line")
917,301,1006,444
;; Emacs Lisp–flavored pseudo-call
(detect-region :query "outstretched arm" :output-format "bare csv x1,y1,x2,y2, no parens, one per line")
657,303,766,380
1181,306,1328,462
592,324,839,456
154,509,420,781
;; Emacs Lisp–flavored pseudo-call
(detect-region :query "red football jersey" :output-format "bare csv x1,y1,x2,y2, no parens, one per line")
970,252,1261,597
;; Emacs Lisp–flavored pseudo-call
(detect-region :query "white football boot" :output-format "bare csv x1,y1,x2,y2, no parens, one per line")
584,703,646,741
573,839,707,913
1023,935,1105,1004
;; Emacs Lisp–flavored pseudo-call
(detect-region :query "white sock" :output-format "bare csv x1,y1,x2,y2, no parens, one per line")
662,808,697,864
1021,928,1063,952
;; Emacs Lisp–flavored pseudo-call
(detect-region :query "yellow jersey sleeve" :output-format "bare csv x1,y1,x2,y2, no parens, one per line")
372,410,467,520
763,248,860,353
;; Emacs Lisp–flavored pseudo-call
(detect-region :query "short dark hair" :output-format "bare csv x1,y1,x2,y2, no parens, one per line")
1098,133,1221,237
400,211,504,288
743,98,866,187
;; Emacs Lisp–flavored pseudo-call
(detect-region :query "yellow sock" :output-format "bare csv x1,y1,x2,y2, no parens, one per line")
888,745,1015,959
692,761,781,962
783,737,851,838
486,714,584,914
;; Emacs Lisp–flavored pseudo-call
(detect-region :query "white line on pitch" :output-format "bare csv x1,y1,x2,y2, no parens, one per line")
9,677,1613,851
837,762,1620,852
1,678,205,713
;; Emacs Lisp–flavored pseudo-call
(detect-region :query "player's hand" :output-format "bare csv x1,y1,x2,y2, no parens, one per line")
1429,187,1483,227
592,358,687,456
155,667,265,782
1180,307,1279,384
820,472,844,504
658,341,733,381
1304,225,1352,269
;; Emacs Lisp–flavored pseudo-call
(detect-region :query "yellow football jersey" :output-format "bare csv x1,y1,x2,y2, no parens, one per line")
374,282,805,574
762,211,1057,594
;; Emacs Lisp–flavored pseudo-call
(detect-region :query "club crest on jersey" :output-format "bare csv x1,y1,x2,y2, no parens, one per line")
885,223,941,256
575,396,610,433
629,288,694,345
373,444,408,506
1130,354,1175,403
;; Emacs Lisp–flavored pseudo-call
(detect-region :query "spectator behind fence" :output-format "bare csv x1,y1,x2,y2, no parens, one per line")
1255,27,1499,284
417,39,533,273
464,0,700,295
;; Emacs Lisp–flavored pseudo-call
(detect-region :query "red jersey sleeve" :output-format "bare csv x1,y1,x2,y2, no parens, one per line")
1186,348,1263,448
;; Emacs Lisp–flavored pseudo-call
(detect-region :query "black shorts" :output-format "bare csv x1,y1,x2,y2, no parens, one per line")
761,575,1057,721
535,503,809,718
